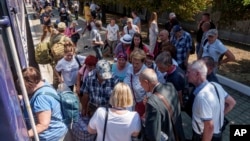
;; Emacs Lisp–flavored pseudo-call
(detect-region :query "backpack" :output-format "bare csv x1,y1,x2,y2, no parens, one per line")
37,91,80,128
35,41,52,64
51,36,66,62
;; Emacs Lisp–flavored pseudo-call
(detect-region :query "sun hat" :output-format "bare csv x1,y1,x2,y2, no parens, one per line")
96,60,112,79
120,34,132,44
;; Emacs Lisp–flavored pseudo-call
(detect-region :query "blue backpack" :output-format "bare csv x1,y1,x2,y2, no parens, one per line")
35,91,80,128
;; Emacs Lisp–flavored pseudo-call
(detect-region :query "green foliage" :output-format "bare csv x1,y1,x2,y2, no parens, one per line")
243,0,250,6
93,0,212,20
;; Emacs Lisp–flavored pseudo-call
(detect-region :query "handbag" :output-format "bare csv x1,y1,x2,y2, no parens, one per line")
71,33,80,42
71,114,97,141
130,74,145,117
87,102,98,118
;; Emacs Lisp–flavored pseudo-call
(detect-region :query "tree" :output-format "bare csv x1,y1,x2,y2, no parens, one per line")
243,0,250,5
84,0,213,23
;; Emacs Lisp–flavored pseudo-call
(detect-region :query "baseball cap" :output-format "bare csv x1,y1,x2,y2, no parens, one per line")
58,22,66,31
172,25,182,33
96,60,112,79
207,29,218,37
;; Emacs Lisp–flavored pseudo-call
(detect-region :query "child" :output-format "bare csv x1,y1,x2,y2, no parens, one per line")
55,42,85,91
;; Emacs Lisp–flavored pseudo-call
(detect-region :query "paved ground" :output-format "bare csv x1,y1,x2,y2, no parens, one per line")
26,4,250,141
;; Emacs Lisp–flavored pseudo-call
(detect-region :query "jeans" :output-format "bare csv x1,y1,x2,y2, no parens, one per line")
93,46,103,60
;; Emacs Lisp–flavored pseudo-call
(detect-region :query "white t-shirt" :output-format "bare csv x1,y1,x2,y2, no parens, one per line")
192,82,228,134
55,55,85,86
91,27,102,46
123,25,138,38
90,3,97,11
89,107,141,141
202,39,227,63
107,24,119,41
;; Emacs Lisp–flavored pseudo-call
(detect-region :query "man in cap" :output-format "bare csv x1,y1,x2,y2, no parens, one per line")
196,13,216,57
170,25,192,71
80,59,119,117
50,22,72,89
165,12,180,33
202,29,235,67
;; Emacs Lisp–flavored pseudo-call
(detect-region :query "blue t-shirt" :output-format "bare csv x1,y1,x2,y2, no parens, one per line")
111,63,130,82
28,82,68,141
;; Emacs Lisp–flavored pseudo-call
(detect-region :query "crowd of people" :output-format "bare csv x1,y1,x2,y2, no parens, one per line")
22,0,238,141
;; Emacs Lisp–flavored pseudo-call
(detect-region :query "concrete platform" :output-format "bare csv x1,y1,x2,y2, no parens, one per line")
26,5,250,141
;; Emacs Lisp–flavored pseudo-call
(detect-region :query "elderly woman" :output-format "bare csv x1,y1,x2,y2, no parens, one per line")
124,49,147,117
76,55,98,95
111,52,131,82
88,82,141,141
22,67,67,140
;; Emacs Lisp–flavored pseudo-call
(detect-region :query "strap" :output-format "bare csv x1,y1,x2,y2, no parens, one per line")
59,35,65,42
155,93,173,119
211,82,222,132
130,74,137,103
103,107,109,141
127,26,129,34
75,55,81,68
155,92,179,141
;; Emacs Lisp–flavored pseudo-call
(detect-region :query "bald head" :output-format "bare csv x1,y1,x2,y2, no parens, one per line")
139,68,158,84
159,30,169,41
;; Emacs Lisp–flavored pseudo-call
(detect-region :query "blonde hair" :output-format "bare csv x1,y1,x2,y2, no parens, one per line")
64,42,75,53
109,83,133,107
130,48,146,62
149,12,157,27
127,18,133,23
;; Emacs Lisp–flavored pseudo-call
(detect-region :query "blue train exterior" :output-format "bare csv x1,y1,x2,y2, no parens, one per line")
0,0,30,140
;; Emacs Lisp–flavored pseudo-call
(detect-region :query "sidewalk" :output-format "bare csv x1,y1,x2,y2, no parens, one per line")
26,5,250,141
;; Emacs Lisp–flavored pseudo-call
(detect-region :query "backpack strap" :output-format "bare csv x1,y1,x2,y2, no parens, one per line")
59,35,66,43
75,55,82,68
103,107,109,141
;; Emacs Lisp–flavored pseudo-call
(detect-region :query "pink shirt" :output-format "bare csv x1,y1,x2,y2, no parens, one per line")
78,65,90,82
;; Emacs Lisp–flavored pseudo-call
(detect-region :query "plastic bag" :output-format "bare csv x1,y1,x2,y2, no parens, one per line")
57,83,71,92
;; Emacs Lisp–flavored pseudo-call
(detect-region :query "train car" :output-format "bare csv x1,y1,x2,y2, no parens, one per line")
0,0,38,140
